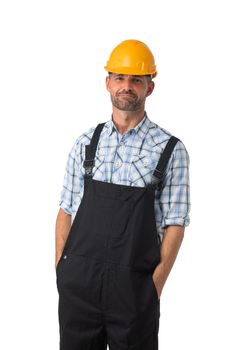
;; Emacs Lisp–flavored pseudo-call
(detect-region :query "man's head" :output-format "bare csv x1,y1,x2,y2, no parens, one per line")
105,39,157,113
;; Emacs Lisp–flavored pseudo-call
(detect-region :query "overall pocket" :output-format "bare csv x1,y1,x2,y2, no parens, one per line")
56,254,66,275
149,274,159,301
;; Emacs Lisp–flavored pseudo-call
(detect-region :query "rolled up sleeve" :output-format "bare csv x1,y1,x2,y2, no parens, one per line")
159,140,191,229
59,138,84,215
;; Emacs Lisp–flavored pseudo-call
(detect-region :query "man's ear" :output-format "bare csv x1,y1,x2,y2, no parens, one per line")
106,76,110,91
146,81,155,97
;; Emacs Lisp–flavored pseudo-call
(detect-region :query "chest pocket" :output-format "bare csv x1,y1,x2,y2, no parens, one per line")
128,154,158,187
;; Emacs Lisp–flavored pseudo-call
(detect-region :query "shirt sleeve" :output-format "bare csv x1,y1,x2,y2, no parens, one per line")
159,139,191,228
59,138,84,215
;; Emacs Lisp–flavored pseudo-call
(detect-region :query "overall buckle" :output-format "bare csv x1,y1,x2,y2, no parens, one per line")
83,159,95,176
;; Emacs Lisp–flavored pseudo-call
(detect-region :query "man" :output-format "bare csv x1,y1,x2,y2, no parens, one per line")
55,39,190,350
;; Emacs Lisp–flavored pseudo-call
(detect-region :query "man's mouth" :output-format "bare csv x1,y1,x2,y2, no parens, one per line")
118,93,136,98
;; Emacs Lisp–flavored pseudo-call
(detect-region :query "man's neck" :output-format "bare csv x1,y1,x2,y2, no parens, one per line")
112,108,145,135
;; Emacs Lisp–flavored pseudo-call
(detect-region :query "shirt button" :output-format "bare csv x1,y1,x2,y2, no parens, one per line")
63,255,67,259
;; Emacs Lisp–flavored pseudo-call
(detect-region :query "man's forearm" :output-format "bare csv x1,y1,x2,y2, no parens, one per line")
55,208,72,268
152,225,185,298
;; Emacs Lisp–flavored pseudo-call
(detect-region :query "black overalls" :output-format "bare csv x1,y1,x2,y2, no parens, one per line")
56,123,179,350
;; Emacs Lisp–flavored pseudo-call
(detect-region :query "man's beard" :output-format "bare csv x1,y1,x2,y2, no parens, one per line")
110,91,143,112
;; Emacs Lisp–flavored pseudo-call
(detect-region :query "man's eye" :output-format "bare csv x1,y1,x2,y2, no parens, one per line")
133,78,142,83
115,76,123,80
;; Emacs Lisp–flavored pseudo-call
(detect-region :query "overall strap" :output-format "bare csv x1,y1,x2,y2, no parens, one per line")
83,123,106,178
152,136,180,189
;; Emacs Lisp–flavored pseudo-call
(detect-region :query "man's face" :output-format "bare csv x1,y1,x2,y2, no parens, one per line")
106,74,154,112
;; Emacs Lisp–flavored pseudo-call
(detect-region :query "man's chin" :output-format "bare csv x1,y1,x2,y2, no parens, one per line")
111,98,141,112
116,105,138,112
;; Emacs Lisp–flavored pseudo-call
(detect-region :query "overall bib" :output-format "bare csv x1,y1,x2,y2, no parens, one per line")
56,123,179,350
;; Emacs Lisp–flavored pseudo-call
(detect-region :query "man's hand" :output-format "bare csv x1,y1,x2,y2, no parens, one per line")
55,208,71,271
55,255,62,271
152,271,163,299
152,225,185,299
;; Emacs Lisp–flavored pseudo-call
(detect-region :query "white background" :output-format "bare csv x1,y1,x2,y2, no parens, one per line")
0,0,232,349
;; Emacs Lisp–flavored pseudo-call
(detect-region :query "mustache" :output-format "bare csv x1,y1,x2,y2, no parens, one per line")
116,90,137,98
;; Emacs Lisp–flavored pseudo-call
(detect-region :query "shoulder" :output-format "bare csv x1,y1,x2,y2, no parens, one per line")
75,125,96,146
146,119,171,152
70,123,100,155
147,119,189,158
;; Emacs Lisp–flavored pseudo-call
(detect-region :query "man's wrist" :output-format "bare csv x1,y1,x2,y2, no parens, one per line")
55,253,63,268
152,262,167,297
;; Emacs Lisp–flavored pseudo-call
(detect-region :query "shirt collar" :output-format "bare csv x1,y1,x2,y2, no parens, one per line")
104,112,151,140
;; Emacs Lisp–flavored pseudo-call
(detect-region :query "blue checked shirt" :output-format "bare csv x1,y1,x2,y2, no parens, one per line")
59,113,190,241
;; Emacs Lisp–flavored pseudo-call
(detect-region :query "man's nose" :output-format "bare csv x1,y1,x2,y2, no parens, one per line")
122,78,133,91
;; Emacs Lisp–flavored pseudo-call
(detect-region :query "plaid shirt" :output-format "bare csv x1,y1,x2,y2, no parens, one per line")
59,113,191,241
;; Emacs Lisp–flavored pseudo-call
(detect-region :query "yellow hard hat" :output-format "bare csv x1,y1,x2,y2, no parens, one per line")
104,39,157,78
